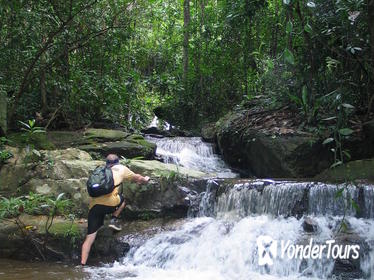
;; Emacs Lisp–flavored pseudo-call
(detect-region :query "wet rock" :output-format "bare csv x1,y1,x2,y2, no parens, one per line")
302,217,318,233
126,159,210,179
331,233,368,279
79,139,156,159
141,126,171,137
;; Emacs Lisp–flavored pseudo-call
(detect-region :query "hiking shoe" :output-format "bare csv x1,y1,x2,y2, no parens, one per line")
108,217,122,231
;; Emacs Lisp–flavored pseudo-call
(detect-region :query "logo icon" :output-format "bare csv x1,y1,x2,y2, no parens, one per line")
257,235,277,266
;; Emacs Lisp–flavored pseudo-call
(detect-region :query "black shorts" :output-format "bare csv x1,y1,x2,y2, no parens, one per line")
87,195,125,234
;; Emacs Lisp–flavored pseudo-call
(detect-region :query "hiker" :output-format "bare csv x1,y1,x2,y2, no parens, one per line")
81,154,150,265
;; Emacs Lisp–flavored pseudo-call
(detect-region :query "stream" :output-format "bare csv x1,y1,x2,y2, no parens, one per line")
1,136,374,279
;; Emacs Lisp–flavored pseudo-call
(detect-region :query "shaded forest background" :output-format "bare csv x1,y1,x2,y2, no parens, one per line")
1,0,373,132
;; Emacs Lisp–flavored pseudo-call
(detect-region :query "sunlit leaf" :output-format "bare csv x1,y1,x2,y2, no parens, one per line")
330,161,343,168
338,128,354,136
322,138,334,145
342,103,355,109
56,193,65,201
306,1,316,8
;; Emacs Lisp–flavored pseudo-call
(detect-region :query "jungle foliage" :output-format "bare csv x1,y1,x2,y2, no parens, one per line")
0,0,373,130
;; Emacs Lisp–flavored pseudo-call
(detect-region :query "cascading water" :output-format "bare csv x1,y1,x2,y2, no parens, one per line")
146,136,238,178
85,180,374,280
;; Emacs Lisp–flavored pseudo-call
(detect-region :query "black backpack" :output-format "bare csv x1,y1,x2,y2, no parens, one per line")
86,166,115,197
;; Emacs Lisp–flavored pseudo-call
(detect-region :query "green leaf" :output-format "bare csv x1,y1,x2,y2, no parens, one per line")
335,188,344,198
322,116,337,121
56,193,65,201
302,86,308,106
342,103,355,109
18,121,30,129
286,21,293,34
28,119,35,128
351,199,360,212
322,138,334,145
330,161,343,168
338,128,354,136
284,48,295,65
304,23,312,33
283,0,291,4
343,150,351,160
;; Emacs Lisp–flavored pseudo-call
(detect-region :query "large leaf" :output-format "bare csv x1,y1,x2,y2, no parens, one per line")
304,23,312,33
286,21,293,34
284,48,295,65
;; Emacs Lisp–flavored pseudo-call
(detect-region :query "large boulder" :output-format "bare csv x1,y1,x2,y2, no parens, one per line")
83,128,129,142
79,138,156,160
215,109,374,178
1,148,208,217
216,110,331,177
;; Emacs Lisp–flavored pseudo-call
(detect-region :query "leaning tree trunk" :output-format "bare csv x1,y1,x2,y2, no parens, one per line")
183,0,190,91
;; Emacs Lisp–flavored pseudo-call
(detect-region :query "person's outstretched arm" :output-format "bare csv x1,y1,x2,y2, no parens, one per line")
131,173,150,184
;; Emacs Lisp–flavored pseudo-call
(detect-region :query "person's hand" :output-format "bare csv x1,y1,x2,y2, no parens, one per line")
143,176,150,183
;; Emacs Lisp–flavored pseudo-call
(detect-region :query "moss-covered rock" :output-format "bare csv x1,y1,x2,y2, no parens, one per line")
1,147,209,218
7,132,55,150
79,139,156,160
83,128,129,142
46,131,90,148
315,158,374,183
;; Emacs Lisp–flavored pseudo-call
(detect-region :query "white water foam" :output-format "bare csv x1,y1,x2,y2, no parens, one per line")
85,215,374,280
147,136,237,178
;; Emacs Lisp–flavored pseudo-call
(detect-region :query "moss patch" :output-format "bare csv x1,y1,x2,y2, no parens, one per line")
7,132,55,150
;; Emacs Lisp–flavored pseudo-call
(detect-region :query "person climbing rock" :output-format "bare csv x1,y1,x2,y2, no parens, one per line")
81,154,150,265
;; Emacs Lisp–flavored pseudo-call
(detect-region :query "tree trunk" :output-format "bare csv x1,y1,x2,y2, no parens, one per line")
183,0,190,91
369,0,374,68
271,0,279,57
40,63,47,113
367,0,374,114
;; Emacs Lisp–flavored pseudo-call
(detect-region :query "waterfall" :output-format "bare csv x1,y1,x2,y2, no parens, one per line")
146,136,238,178
85,179,374,280
192,180,374,219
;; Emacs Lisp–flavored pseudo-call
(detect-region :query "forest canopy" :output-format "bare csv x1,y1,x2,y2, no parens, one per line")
0,0,373,131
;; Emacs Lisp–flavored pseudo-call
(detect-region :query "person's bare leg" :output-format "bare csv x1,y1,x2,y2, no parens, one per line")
81,231,97,265
112,201,126,218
